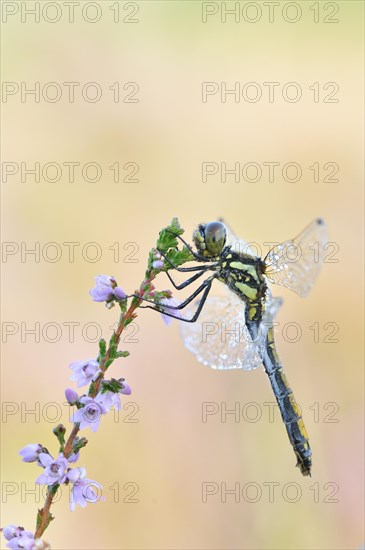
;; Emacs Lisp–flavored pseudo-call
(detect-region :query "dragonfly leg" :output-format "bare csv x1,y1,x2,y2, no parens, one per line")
137,277,215,322
133,275,216,311
165,268,210,290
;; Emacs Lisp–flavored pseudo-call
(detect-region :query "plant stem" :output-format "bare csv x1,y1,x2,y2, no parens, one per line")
34,292,145,539
34,490,54,538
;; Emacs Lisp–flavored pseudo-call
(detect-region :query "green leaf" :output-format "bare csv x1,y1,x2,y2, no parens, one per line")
145,218,194,278
119,299,128,315
101,378,123,393
109,333,118,357
72,436,88,453
116,350,130,358
165,246,194,270
156,218,184,254
36,510,42,530
50,484,60,496
131,295,140,308
104,358,114,369
170,217,182,231
98,338,107,358
52,424,66,449
146,249,156,273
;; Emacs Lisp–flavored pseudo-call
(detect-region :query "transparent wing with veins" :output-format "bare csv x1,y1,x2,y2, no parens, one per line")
264,219,328,297
180,290,282,371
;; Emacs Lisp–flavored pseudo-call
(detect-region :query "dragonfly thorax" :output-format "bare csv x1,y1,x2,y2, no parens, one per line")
218,250,266,299
215,249,268,337
193,221,227,258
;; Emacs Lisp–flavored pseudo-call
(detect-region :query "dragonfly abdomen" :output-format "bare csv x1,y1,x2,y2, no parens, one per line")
263,327,312,476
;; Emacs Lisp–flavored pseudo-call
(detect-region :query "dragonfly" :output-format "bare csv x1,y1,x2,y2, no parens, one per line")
142,218,327,476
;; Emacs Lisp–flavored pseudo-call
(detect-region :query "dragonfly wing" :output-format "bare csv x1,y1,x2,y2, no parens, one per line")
264,219,328,297
180,291,275,371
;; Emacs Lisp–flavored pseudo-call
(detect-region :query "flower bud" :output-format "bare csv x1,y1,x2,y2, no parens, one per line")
120,381,132,395
65,388,79,405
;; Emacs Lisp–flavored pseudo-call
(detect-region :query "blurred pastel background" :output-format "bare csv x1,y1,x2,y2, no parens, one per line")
1,1,363,549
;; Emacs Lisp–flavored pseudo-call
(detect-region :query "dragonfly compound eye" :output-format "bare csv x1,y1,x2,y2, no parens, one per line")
204,221,227,256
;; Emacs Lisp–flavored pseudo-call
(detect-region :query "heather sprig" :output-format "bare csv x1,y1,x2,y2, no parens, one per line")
2,218,193,549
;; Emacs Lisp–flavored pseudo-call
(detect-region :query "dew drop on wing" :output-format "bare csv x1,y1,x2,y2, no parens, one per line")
179,289,282,372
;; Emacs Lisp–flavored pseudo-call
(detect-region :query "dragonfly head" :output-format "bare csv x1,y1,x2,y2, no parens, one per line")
193,221,227,257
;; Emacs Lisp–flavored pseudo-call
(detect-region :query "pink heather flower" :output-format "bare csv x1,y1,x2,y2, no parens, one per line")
65,388,79,405
89,275,126,303
70,395,108,432
97,391,121,412
67,467,104,512
2,526,24,540
7,536,34,550
69,359,101,388
19,444,42,463
66,466,86,483
89,275,115,301
3,528,35,550
36,453,68,485
160,297,185,327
